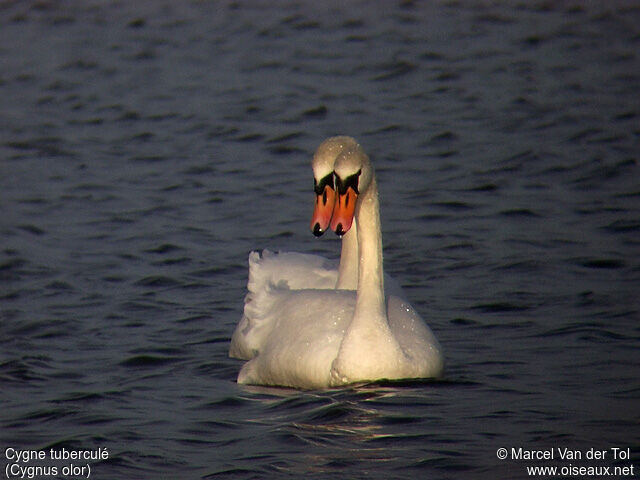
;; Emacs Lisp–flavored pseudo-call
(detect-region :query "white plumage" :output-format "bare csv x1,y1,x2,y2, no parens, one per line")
229,137,444,389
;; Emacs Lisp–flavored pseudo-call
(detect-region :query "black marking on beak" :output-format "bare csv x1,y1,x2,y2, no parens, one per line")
334,169,361,195
313,222,325,237
314,172,334,195
334,223,345,236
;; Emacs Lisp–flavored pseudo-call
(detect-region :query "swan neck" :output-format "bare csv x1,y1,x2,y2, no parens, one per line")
331,165,411,384
354,176,385,317
336,218,358,290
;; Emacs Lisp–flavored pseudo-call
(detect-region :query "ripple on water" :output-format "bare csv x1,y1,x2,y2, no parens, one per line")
1,1,638,479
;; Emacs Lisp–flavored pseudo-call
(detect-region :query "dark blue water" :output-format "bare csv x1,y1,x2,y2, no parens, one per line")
1,1,639,479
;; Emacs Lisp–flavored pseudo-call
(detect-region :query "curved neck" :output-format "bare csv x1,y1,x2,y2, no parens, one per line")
336,218,358,290
353,176,386,319
331,164,408,383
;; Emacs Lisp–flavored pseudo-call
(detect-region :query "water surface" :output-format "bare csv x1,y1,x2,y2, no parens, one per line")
1,1,639,478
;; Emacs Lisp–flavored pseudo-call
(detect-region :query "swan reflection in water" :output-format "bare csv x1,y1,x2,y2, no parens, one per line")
239,382,441,475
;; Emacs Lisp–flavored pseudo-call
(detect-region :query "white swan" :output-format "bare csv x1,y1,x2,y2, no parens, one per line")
230,139,444,389
229,137,403,361
228,137,360,361
239,136,360,296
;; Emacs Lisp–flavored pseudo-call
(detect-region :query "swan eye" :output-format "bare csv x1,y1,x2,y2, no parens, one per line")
334,169,361,195
314,172,334,196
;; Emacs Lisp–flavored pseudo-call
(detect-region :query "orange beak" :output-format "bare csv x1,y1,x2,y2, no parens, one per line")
310,185,336,237
330,187,358,236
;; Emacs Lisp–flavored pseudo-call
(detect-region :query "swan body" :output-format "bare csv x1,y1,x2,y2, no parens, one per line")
229,248,404,361
230,137,444,389
236,286,440,389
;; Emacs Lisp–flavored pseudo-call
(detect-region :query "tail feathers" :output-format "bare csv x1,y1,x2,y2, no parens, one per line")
230,249,337,361
230,252,286,360
246,250,272,295
247,249,337,293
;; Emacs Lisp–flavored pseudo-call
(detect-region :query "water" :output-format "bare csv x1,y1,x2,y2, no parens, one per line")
1,1,639,478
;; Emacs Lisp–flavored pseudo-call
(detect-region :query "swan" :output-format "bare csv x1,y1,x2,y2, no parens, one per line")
229,136,403,361
229,137,360,360
239,136,359,295
230,139,444,389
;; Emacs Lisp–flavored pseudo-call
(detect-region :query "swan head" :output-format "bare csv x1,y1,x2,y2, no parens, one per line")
310,136,358,237
331,144,372,236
